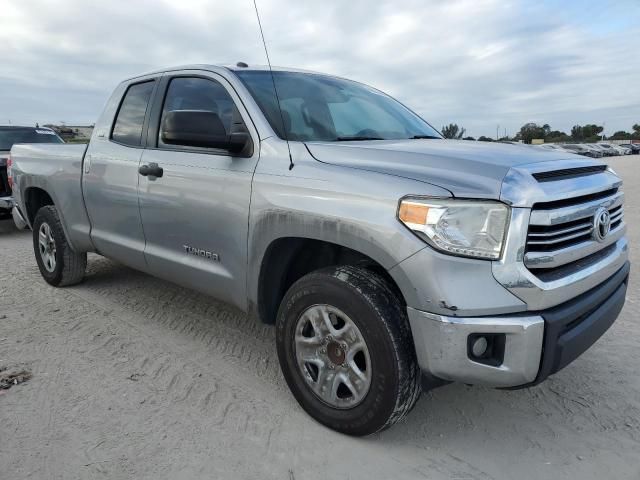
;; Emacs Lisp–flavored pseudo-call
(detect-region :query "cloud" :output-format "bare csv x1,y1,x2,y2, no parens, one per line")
0,0,638,138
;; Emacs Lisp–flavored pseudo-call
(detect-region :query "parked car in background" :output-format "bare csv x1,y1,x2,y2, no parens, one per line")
534,143,586,156
611,145,629,155
598,143,627,156
581,144,606,157
0,126,64,220
579,144,605,158
591,144,616,156
534,143,571,153
618,145,632,155
562,144,602,158
620,144,640,154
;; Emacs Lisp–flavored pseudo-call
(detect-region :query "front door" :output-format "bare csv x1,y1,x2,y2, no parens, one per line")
137,73,259,309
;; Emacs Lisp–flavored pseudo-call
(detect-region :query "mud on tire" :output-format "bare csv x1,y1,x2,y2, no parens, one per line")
276,265,421,436
32,205,87,287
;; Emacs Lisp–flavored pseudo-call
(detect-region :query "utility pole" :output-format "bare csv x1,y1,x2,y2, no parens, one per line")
496,124,499,141
601,121,606,142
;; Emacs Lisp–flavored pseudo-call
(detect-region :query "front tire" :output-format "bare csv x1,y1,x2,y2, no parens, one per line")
276,265,421,436
32,205,87,287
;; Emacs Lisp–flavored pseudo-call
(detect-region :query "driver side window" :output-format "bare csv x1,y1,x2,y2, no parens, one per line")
158,77,245,150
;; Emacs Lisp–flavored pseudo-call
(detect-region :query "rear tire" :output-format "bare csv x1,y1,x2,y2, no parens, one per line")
276,265,421,436
32,206,86,287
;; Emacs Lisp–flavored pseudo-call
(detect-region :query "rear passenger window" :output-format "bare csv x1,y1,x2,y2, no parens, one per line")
112,81,155,146
158,77,243,149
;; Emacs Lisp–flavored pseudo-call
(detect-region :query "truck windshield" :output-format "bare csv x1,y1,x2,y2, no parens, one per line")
0,127,64,150
235,70,441,142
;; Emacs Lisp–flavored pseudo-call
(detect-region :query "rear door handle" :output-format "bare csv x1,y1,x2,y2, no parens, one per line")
139,162,163,178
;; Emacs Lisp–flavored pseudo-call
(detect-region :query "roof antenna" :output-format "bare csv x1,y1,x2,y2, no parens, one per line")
253,0,294,170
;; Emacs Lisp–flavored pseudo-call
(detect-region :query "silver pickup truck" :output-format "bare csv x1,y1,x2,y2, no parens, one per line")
10,64,629,436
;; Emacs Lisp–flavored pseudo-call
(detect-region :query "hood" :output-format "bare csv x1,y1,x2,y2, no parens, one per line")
305,139,582,198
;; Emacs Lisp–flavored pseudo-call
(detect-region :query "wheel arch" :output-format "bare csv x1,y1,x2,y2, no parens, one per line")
252,236,407,325
23,185,82,252
24,186,55,226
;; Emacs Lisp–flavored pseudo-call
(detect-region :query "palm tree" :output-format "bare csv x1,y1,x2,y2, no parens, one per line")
441,123,466,139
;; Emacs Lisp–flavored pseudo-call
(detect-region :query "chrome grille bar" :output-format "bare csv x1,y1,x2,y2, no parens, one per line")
527,227,594,246
527,221,592,239
529,191,623,226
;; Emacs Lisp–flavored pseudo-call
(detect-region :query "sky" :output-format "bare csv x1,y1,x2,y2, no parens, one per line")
0,0,638,139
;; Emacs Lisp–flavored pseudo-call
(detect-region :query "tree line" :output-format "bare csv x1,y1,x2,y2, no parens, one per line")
441,123,640,143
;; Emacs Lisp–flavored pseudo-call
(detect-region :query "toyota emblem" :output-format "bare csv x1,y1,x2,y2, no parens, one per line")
593,207,611,242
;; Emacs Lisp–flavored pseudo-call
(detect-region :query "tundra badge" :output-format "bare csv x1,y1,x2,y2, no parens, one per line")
183,245,220,261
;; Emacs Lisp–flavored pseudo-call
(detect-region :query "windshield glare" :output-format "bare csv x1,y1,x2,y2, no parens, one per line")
235,71,441,142
0,128,64,150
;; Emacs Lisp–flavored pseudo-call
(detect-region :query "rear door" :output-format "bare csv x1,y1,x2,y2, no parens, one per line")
137,71,259,309
83,78,158,270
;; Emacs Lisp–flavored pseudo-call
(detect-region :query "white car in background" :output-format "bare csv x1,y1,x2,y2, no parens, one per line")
598,143,627,156
591,144,616,156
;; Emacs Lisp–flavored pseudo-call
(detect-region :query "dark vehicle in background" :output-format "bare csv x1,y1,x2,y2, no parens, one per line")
0,126,64,219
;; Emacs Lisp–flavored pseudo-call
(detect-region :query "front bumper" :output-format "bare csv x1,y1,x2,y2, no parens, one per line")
408,261,629,388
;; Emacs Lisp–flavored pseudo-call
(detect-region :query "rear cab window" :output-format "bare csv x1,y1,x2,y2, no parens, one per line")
111,81,156,147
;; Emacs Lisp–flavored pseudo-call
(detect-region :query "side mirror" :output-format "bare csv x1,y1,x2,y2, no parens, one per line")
227,132,251,154
161,110,250,154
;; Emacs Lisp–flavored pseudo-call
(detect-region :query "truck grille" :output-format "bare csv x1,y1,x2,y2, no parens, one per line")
0,165,10,197
524,187,624,276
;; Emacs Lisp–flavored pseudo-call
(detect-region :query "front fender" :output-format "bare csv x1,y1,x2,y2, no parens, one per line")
246,139,452,314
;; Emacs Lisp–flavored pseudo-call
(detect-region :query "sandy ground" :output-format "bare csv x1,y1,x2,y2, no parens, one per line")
1,156,639,480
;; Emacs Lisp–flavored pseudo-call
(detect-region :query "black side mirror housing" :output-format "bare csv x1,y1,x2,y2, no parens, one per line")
228,132,251,154
161,110,251,155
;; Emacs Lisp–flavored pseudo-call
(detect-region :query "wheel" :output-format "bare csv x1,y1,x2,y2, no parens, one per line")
32,205,87,287
276,265,421,436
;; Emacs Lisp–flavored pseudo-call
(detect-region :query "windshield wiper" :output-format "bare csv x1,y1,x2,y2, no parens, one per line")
408,135,441,139
335,136,385,141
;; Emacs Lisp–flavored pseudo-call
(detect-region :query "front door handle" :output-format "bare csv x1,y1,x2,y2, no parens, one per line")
139,162,163,178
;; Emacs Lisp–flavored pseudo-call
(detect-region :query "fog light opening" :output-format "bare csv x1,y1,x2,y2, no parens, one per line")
467,333,506,367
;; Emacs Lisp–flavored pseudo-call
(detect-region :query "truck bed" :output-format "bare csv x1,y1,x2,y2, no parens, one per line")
11,143,94,252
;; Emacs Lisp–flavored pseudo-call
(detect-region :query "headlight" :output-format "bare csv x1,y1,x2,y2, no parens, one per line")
398,198,510,260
